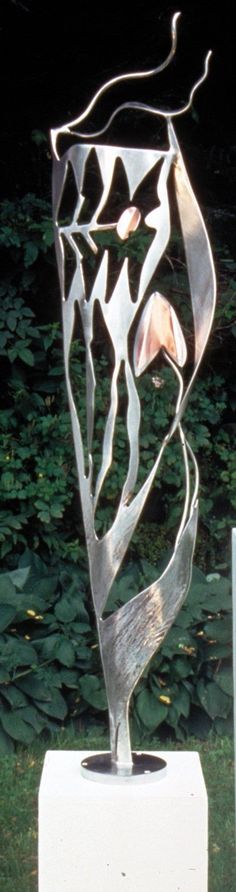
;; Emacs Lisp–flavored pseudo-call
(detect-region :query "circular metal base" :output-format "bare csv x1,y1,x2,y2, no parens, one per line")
80,752,167,784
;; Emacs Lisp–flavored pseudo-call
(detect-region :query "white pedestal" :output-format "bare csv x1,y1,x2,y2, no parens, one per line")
38,750,208,892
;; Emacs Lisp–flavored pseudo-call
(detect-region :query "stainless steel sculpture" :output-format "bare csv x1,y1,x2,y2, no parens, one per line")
51,12,216,777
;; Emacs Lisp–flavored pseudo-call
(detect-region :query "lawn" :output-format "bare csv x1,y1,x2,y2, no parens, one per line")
0,730,234,892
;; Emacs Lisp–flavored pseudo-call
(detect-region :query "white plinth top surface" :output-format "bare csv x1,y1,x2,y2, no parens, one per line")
39,749,206,797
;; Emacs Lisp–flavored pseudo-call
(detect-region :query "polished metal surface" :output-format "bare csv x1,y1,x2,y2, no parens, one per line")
51,12,216,774
81,753,167,783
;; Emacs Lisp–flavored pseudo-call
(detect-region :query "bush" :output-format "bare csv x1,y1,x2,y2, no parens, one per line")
0,551,232,751
0,193,235,748
0,194,235,570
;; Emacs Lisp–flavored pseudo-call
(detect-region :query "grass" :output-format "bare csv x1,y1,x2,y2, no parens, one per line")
0,730,234,892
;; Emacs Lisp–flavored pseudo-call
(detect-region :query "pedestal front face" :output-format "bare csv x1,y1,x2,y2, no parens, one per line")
38,750,208,892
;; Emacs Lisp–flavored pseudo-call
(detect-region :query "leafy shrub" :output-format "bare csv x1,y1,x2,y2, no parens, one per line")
0,551,96,752
131,564,233,740
1,194,235,570
0,193,235,748
0,551,232,751
0,314,81,562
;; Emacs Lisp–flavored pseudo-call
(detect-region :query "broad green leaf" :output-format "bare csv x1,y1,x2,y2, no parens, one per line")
16,675,52,701
55,598,78,623
0,726,14,753
24,241,39,267
214,715,233,735
39,635,60,659
1,471,14,491
107,574,135,611
135,688,168,731
79,675,107,711
0,331,8,348
167,704,179,726
205,643,231,660
162,628,195,657
18,550,58,596
0,604,16,632
35,689,67,719
55,639,75,667
202,593,232,613
72,621,91,633
19,705,46,732
215,667,233,697
189,565,206,585
173,687,190,719
181,602,204,625
205,578,231,597
7,312,18,332
139,559,158,585
0,576,16,602
7,347,17,362
76,645,93,667
172,657,194,679
38,510,50,523
9,566,30,590
204,617,232,643
1,710,35,743
60,669,79,688
1,685,28,708
0,668,10,683
182,679,194,694
18,347,34,366
1,639,38,668
50,503,64,519
197,680,232,720
186,709,212,739
175,608,193,629
23,593,48,613
188,584,207,604
75,600,90,623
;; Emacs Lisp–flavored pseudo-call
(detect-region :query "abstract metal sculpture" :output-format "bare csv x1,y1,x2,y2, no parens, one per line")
51,12,216,776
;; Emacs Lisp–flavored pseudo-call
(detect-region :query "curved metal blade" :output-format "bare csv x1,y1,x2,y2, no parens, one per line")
101,502,198,712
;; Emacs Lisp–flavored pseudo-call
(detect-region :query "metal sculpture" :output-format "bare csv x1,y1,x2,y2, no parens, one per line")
51,12,216,777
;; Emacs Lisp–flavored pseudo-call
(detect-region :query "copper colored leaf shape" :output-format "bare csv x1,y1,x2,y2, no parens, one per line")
133,292,187,376
116,206,141,240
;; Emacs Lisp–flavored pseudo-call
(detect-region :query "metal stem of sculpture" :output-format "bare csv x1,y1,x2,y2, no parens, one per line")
51,12,216,776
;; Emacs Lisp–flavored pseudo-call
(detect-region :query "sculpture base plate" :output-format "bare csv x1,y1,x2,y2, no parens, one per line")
80,751,167,783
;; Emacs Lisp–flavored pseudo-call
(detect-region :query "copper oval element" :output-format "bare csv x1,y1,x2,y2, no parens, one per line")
116,206,141,240
133,292,187,376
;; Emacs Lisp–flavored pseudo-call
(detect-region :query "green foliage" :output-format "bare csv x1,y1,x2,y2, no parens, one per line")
0,192,235,747
0,194,54,270
0,193,235,568
0,197,80,560
0,287,230,565
0,550,96,751
0,551,232,750
105,561,233,740
0,315,80,560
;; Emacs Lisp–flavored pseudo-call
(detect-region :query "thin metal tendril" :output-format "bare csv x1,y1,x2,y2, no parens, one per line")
67,51,212,140
51,12,181,156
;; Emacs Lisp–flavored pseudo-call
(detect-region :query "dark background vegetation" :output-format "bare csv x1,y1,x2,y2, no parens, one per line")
0,0,235,203
0,1,235,749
